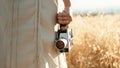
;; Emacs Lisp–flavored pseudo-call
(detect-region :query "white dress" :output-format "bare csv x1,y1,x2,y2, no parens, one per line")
0,0,67,68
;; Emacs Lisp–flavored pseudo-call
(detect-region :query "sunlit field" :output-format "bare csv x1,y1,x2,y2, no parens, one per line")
67,14,120,68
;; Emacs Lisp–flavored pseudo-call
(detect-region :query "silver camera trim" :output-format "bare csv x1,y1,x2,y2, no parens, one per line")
55,29,73,53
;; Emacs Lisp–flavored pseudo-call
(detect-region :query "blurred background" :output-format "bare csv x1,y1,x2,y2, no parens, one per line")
59,0,120,68
71,0,120,15
59,0,120,15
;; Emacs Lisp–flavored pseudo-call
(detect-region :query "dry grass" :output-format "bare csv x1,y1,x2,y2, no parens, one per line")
67,14,120,68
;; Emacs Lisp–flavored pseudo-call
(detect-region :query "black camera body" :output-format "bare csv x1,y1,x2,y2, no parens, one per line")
55,24,73,53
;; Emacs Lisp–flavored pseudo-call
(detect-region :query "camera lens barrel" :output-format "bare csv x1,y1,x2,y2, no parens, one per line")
56,39,67,49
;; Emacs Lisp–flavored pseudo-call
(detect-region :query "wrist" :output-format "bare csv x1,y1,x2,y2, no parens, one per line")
64,7,71,13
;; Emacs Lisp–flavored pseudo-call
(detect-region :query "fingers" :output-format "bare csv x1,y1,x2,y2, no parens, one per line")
58,20,70,25
57,12,72,25
56,11,72,30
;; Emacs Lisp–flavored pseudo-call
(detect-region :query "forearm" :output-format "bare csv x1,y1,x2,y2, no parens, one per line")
63,0,71,12
63,0,71,7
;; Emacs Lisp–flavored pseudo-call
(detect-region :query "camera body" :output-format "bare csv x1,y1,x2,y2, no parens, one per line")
55,27,73,53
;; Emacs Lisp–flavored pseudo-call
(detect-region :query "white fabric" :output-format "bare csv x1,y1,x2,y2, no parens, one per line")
0,0,67,68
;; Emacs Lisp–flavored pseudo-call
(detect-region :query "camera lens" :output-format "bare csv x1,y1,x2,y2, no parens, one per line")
56,40,65,49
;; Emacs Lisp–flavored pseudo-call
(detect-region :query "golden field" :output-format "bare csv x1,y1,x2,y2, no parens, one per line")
67,14,120,68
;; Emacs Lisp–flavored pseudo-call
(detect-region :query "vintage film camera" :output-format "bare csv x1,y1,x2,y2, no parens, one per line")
55,24,73,53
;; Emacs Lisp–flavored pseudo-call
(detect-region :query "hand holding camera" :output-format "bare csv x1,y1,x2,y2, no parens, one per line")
55,10,73,53
57,10,72,30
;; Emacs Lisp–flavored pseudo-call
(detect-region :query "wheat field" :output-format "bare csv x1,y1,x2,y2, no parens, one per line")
67,14,120,68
